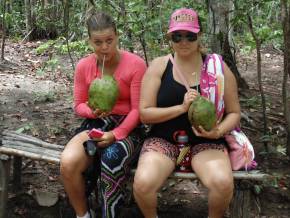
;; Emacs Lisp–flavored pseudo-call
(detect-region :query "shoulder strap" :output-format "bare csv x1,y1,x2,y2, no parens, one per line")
169,55,190,91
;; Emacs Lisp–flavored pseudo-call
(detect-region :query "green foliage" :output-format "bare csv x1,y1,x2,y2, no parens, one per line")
240,96,261,108
36,56,60,77
35,38,91,57
54,40,91,56
2,0,284,65
260,134,272,143
32,91,57,103
0,3,25,38
48,126,63,135
266,175,279,188
36,68,46,76
240,95,272,108
35,40,55,54
35,39,89,80
16,122,33,133
276,145,287,155
85,0,207,59
46,58,59,71
233,0,283,51
254,184,262,194
67,1,89,39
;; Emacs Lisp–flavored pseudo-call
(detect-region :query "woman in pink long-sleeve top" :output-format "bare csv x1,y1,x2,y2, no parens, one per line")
60,11,146,218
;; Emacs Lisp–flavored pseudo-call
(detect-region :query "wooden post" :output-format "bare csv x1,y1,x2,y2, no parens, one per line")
0,156,11,218
230,180,259,218
13,156,22,191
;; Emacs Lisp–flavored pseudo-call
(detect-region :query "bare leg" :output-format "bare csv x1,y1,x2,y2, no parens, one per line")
133,152,175,218
60,131,93,216
192,149,233,218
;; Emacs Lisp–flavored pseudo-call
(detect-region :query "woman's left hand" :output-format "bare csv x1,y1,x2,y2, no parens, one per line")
95,131,116,148
192,125,221,139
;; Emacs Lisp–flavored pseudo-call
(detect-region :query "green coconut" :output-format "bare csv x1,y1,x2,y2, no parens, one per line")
88,75,119,112
188,96,217,131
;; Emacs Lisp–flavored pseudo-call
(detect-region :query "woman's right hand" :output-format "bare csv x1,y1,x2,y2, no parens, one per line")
93,108,110,118
182,89,199,112
86,102,110,118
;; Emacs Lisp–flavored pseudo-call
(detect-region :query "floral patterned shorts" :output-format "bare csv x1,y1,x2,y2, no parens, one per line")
140,137,226,163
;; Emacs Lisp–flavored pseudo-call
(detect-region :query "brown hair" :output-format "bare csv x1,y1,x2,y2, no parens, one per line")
86,11,117,38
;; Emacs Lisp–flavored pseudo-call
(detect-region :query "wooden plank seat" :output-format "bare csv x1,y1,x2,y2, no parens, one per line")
0,130,273,218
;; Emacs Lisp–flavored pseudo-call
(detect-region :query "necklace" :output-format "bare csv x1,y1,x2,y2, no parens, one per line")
191,71,200,92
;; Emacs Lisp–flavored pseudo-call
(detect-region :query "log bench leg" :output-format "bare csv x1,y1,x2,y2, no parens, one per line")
13,156,22,191
230,180,259,218
0,158,11,218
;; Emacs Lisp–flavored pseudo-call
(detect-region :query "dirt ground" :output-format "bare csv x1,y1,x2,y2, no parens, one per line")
1,40,290,218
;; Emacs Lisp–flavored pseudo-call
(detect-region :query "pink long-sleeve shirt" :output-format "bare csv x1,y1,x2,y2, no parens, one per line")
74,50,147,140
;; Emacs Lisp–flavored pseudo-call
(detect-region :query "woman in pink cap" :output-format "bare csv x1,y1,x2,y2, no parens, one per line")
133,8,240,218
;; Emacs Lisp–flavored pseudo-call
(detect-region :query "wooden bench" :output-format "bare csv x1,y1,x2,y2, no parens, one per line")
0,130,273,218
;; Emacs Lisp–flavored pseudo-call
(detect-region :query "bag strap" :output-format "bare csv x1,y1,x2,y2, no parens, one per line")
169,55,190,91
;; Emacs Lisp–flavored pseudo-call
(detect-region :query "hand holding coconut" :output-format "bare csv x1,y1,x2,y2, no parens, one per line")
181,89,199,112
186,91,220,139
91,108,111,118
191,123,222,140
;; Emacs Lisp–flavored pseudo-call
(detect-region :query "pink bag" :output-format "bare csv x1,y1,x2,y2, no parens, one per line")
200,54,257,171
225,129,257,171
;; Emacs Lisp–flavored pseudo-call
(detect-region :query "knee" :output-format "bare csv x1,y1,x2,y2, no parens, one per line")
206,174,234,195
133,173,156,196
60,132,91,180
60,153,79,180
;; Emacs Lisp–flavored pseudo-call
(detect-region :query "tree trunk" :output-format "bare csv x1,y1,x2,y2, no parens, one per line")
6,0,12,13
24,0,33,41
62,0,74,72
207,0,248,89
1,0,6,61
30,0,36,29
247,14,268,152
281,0,290,156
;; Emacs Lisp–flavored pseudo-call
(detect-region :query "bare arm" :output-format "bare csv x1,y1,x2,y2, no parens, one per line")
216,63,241,135
139,56,196,124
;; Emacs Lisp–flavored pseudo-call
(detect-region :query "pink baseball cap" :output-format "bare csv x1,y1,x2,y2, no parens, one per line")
167,8,200,34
